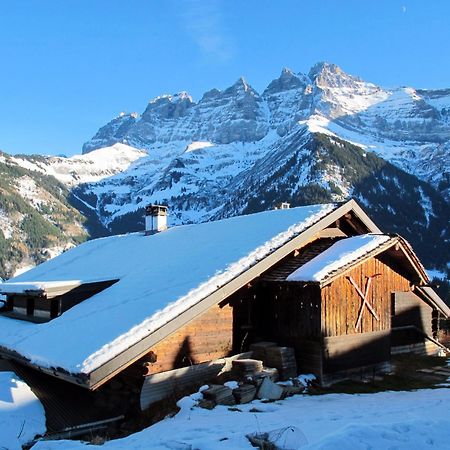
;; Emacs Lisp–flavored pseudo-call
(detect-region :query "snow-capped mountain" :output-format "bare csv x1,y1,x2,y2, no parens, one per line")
1,62,449,278
83,62,450,202
13,143,147,187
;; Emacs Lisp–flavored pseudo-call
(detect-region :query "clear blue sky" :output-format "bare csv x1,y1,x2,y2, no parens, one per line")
0,0,449,156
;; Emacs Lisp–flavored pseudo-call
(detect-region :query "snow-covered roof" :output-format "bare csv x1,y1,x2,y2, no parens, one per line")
0,203,336,378
0,279,118,298
286,234,393,283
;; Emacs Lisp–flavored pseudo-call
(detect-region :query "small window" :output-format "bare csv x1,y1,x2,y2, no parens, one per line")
1,279,118,323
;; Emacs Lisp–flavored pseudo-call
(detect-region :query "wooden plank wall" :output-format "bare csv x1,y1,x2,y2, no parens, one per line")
321,256,410,337
267,284,322,341
142,302,233,375
253,284,323,378
140,352,251,410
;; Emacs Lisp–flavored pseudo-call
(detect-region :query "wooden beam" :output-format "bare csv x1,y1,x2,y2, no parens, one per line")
318,227,347,239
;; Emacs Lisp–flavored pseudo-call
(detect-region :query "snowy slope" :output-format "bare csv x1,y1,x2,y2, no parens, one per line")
0,153,88,279
0,371,46,450
32,387,450,450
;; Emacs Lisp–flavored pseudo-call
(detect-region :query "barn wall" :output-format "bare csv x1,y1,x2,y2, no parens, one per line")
143,302,233,375
321,256,410,337
261,284,322,341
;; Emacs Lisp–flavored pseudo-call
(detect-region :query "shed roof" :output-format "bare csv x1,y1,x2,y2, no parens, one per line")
2,202,369,386
414,286,450,318
286,234,393,283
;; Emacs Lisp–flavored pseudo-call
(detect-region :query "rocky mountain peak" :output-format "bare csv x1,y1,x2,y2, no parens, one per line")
200,88,221,102
224,76,259,97
142,91,195,121
308,62,360,89
263,67,308,95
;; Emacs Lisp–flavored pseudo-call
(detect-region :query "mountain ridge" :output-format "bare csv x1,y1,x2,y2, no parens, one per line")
1,62,449,281
81,62,449,201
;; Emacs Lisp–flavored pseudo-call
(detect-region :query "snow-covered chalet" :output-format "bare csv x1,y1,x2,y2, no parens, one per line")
0,199,448,409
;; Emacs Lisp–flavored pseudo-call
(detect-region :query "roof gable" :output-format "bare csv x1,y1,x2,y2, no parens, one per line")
285,234,429,287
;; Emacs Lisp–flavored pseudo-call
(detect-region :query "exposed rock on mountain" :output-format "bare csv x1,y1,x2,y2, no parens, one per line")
82,63,450,203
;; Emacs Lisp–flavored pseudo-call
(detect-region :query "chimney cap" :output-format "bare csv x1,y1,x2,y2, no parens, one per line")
146,204,168,216
274,202,290,210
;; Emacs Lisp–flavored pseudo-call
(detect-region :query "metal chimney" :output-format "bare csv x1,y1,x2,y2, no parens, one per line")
145,204,168,235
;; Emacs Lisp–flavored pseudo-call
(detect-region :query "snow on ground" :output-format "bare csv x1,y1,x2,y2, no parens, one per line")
0,204,335,375
15,176,46,208
287,234,391,282
33,387,450,450
0,371,46,450
184,141,214,153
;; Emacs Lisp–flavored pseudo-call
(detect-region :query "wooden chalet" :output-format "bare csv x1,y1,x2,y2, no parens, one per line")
0,199,448,415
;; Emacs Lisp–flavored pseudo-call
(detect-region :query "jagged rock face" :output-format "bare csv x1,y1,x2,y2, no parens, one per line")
84,78,270,152
82,63,450,203
82,115,138,153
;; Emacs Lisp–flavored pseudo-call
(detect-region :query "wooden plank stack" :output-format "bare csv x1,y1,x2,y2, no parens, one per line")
232,359,264,378
232,384,257,404
202,384,235,405
249,342,277,361
265,346,297,380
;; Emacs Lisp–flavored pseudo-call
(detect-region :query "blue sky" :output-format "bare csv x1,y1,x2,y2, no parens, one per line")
0,0,449,156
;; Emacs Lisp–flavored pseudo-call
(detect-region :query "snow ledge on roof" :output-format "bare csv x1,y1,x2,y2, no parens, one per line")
286,234,392,283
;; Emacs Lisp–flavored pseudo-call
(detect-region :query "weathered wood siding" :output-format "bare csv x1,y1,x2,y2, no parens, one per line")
321,256,410,337
256,284,322,341
250,284,323,377
391,291,434,349
143,302,233,375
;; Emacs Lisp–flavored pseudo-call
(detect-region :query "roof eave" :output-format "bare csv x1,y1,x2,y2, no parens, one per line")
0,346,90,388
414,286,450,318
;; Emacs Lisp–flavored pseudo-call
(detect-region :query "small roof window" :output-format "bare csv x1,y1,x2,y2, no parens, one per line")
0,279,118,323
